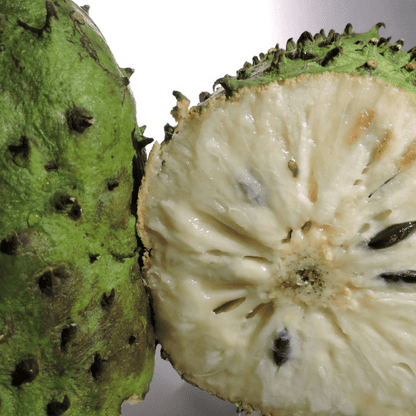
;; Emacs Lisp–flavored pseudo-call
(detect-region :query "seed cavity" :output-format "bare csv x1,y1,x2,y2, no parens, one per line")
367,221,416,249
345,109,375,146
246,303,267,319
11,357,39,387
288,160,298,178
358,223,370,234
378,270,416,284
213,297,246,314
301,221,312,234
368,130,392,164
272,328,291,366
46,395,70,416
308,170,318,203
281,228,293,244
373,209,392,222
397,140,416,172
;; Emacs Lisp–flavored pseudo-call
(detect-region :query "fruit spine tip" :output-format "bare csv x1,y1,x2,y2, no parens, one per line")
81,5,91,14
343,23,353,35
170,91,190,131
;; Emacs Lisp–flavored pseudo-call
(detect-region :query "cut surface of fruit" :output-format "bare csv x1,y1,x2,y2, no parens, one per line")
138,73,416,416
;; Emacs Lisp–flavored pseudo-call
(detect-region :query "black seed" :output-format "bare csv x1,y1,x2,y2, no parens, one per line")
90,353,104,380
46,395,70,416
107,180,119,191
0,234,19,256
66,106,95,133
8,136,30,164
11,357,39,387
273,329,291,366
100,288,115,309
213,297,246,314
378,270,416,284
89,254,99,263
68,200,81,221
60,325,77,353
128,335,137,345
367,221,416,249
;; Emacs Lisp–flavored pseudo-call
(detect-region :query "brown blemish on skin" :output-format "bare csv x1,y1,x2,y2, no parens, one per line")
345,109,376,146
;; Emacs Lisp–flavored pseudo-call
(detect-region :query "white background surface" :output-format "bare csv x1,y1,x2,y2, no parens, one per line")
71,1,416,415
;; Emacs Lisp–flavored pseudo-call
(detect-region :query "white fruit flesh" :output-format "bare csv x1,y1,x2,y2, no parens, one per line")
138,73,416,416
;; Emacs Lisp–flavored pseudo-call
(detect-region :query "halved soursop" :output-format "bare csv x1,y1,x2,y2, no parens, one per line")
0,1,154,415
138,23,416,416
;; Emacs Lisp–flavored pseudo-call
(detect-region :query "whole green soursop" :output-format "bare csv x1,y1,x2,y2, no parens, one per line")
0,1,154,415
138,23,416,415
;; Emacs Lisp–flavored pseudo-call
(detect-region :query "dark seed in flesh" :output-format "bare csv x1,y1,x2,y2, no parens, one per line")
367,221,416,249
273,328,291,366
378,270,416,284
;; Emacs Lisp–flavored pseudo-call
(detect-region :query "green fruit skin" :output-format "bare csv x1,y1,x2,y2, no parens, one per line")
0,1,154,415
203,23,416,105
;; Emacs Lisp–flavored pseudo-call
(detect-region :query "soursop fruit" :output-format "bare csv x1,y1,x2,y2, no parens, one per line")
138,23,416,416
0,1,154,415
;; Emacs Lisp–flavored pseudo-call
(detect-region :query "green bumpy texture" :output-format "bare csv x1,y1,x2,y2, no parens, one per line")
0,1,155,415
205,23,416,103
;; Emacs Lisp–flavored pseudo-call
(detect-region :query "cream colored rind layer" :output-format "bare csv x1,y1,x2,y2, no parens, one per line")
138,73,416,416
